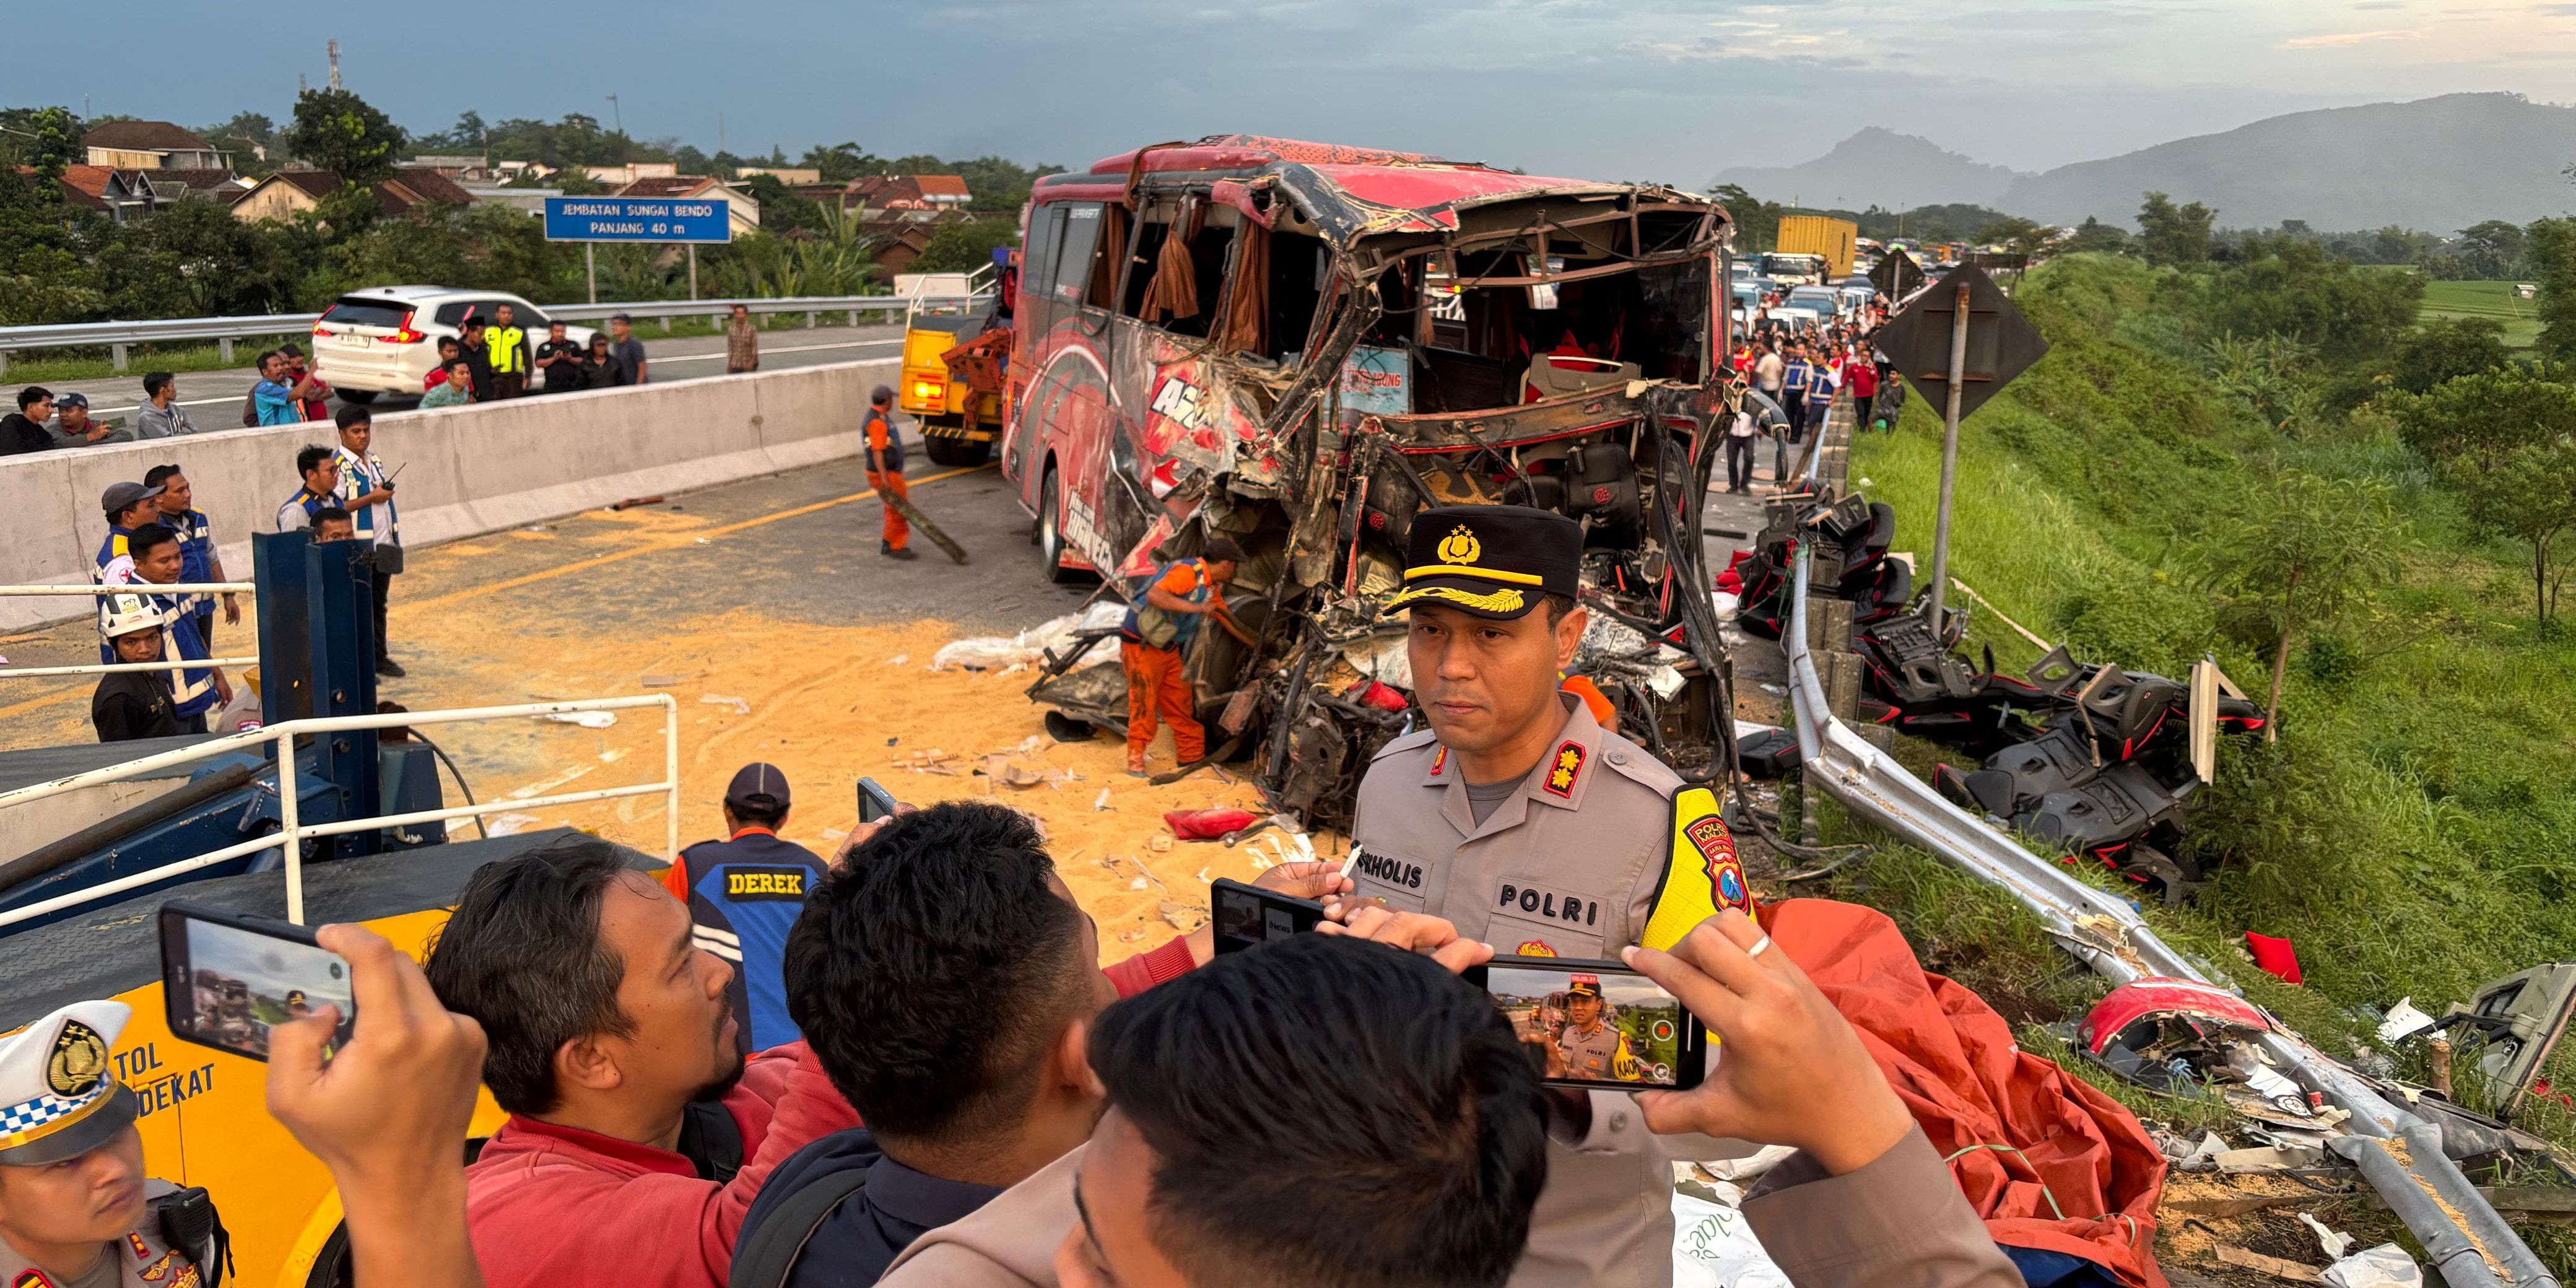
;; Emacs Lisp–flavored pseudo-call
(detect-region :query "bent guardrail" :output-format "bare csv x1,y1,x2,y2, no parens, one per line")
1778,417,2551,1288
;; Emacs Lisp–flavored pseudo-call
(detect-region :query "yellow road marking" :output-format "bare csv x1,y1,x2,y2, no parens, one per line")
0,464,996,721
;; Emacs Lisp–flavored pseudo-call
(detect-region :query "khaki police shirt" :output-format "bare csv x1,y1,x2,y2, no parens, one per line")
1554,1018,1634,1082
0,1198,201,1288
1349,694,1757,1288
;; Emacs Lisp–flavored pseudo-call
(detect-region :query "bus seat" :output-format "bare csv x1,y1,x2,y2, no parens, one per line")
1522,354,1640,402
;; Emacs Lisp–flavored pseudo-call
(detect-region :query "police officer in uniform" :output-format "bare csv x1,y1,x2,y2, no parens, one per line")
1347,503,1755,1288
1549,977,1638,1082
660,764,830,1055
0,1003,219,1288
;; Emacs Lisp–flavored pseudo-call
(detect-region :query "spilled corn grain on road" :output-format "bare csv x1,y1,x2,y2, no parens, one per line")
0,452,1308,959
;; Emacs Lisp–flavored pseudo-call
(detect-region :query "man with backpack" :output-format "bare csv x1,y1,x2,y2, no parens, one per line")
1117,537,1242,778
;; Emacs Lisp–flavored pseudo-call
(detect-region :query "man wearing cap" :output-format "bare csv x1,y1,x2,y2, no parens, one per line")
1116,538,1243,778
46,394,129,448
1549,977,1638,1083
92,483,165,668
0,1003,212,1288
864,386,914,560
662,764,832,1055
90,597,183,743
1351,503,1754,1288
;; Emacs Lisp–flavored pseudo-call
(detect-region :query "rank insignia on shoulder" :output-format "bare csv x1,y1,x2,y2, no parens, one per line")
1430,746,1447,777
1543,741,1584,798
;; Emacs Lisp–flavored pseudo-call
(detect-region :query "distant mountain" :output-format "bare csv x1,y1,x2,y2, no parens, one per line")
1713,128,2024,211
2000,94,2576,232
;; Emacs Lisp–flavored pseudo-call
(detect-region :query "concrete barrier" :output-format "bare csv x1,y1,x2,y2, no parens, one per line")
0,358,895,630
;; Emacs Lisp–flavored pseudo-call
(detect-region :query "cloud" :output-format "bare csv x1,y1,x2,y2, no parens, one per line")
2280,27,2426,47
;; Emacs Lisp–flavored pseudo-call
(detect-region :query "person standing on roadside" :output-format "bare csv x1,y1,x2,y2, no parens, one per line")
420,359,476,409
250,350,318,426
279,343,335,420
607,314,649,386
863,385,912,560
331,405,405,678
457,318,497,402
487,303,529,400
121,524,230,729
92,596,183,742
136,373,199,438
535,321,586,394
144,463,241,653
423,337,465,397
1778,340,1814,445
724,303,760,374
277,445,341,531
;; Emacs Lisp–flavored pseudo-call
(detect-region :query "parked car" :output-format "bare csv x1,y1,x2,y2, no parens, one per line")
310,287,598,402
1786,285,1845,318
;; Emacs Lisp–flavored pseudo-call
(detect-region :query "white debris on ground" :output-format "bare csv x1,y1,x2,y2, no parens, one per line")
1670,1191,1788,1288
933,604,1126,672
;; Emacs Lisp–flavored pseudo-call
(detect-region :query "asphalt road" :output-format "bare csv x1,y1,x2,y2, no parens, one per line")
1,322,907,422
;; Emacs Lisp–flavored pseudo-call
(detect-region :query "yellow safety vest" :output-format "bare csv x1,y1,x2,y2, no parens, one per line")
489,326,528,373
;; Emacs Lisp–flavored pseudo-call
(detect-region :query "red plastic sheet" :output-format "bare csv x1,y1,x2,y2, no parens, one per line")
2244,933,2304,985
1164,809,1261,840
1769,899,2171,1288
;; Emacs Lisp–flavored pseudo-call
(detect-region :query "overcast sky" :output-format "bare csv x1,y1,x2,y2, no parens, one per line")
19,0,2574,184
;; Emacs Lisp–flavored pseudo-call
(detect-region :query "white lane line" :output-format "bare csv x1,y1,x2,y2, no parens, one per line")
67,340,907,416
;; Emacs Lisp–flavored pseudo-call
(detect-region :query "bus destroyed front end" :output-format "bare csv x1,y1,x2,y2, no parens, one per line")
1026,151,1733,833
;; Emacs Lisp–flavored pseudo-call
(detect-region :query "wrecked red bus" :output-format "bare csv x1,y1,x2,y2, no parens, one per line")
1007,136,1734,827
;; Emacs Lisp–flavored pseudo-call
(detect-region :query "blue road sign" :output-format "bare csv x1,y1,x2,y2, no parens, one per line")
543,196,733,243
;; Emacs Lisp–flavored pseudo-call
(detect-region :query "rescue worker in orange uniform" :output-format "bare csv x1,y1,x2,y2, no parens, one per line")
864,386,915,560
1118,537,1242,777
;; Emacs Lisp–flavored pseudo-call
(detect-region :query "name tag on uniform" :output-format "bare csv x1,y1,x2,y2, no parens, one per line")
723,866,808,900
1347,845,1431,914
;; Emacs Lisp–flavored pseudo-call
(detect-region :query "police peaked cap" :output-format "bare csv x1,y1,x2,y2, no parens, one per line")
1383,505,1583,621
0,1001,139,1165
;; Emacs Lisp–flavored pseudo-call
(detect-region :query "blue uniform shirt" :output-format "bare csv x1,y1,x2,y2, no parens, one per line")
170,508,219,618
668,829,829,1053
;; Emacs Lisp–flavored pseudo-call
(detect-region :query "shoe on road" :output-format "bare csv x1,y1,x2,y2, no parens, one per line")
375,656,407,677
881,543,919,560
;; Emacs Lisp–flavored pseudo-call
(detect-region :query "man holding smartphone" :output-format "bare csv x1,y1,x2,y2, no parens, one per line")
0,1003,215,1288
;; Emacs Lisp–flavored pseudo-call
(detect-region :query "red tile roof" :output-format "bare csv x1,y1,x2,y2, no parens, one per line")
913,175,970,198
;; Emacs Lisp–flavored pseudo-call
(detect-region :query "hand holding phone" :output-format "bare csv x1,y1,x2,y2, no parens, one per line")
1210,878,1325,956
856,777,899,824
160,901,357,1063
1620,910,1914,1173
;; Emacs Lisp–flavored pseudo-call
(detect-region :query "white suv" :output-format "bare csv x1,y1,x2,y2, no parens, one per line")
310,286,599,402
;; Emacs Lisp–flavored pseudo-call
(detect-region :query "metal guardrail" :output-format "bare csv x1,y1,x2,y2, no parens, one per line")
0,294,989,376
0,694,681,927
1778,404,2551,1288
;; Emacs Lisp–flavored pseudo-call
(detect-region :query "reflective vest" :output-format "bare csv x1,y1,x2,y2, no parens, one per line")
489,325,528,373
103,589,217,718
170,509,218,616
276,487,328,533
667,829,830,1053
333,447,398,545
1122,558,1215,648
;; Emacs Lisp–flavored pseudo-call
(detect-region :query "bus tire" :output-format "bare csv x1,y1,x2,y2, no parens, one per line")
1037,463,1079,585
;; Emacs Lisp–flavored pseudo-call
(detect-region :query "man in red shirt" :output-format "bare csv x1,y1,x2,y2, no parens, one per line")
1848,349,1882,430
423,837,859,1288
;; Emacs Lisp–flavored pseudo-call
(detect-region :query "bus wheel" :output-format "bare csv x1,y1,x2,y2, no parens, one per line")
1037,464,1079,585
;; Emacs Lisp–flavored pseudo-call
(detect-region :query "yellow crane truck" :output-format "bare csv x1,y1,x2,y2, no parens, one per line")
895,266,1011,467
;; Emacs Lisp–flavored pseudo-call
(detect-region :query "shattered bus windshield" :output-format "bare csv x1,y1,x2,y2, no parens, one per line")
1004,136,1732,829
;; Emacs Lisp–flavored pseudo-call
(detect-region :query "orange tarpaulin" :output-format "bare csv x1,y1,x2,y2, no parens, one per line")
1768,899,2170,1288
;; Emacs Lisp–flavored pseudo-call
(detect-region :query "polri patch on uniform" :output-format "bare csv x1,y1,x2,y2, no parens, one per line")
1515,940,1559,957
1543,741,1585,798
722,866,810,900
1686,816,1752,912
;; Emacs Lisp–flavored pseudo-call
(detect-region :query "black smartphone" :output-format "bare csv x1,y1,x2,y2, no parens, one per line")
1210,877,1326,957
1465,955,1707,1092
856,777,899,824
158,900,357,1063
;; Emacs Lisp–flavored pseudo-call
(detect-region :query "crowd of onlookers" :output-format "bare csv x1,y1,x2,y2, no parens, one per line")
1717,307,1898,494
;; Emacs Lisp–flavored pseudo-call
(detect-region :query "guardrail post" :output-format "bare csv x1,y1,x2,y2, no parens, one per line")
219,338,234,365
804,311,816,329
112,343,130,373
278,732,303,925
0,350,9,379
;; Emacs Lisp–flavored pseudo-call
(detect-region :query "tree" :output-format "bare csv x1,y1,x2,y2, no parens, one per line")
2528,217,2576,361
738,175,827,235
2461,442,2576,631
1975,215,2059,259
0,107,83,186
1708,183,1780,252
799,142,880,185
2386,317,2510,394
2391,366,2576,474
2193,238,2423,368
284,88,404,186
2138,191,2214,267
2190,469,2401,739
2457,220,2527,279
913,218,1018,274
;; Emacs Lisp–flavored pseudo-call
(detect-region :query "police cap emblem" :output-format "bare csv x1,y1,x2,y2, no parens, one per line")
46,1020,107,1097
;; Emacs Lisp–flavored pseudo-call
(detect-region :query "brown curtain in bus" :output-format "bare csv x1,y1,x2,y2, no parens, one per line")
1087,204,1129,310
1217,220,1270,355
1140,202,1202,323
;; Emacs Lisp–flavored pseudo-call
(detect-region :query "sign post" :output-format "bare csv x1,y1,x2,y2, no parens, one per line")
541,196,733,305
1870,262,2049,629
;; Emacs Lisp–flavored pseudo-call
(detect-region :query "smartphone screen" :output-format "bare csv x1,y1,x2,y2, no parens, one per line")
160,903,356,1063
856,777,899,825
1210,878,1325,956
1476,956,1703,1090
